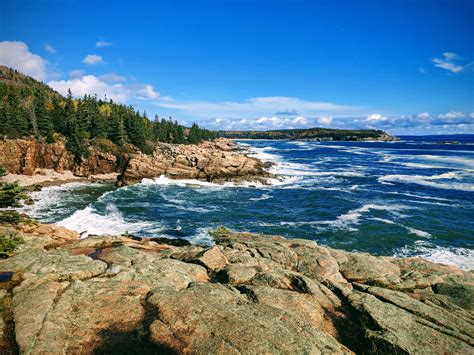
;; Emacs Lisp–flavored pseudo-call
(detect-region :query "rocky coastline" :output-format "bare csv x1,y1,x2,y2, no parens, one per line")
0,138,273,188
0,220,472,353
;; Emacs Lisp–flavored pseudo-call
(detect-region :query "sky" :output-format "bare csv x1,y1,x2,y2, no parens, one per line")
1,0,473,135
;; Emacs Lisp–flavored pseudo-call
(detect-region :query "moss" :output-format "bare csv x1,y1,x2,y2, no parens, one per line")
0,234,24,258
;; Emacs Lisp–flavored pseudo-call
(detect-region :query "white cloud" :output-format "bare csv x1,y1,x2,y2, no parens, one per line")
470,112,474,119
438,111,464,119
292,116,309,125
417,112,430,119
443,52,459,60
154,96,360,119
44,43,56,53
47,75,159,103
432,52,465,73
366,113,387,122
96,41,112,48
82,54,103,65
317,116,333,125
0,41,48,80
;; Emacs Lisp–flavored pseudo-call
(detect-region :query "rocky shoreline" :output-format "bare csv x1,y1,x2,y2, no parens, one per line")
0,219,472,354
0,138,273,189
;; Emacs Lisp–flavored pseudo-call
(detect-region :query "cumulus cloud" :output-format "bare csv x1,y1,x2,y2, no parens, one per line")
82,54,103,65
438,111,464,119
417,112,430,119
432,52,465,73
96,41,112,48
366,113,387,122
341,111,474,135
44,43,56,53
47,75,159,103
317,116,333,125
0,41,48,80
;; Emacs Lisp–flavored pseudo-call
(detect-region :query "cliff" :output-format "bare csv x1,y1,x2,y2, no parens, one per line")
0,221,472,354
118,138,272,186
0,138,271,187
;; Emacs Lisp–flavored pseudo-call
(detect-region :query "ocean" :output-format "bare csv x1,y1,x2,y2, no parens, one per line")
21,135,474,270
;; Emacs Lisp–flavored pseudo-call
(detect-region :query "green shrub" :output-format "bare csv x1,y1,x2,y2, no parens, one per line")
142,140,156,155
209,226,230,239
90,138,120,156
0,211,22,224
0,165,7,177
0,234,24,258
0,183,29,208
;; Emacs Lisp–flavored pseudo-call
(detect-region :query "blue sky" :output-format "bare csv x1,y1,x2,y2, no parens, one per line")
1,0,473,134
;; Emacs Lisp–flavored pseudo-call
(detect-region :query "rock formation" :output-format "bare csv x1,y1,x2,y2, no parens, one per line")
0,138,271,187
0,138,117,177
0,222,472,354
118,138,272,186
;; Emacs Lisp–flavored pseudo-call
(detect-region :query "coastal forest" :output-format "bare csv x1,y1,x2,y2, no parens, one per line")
220,127,392,140
0,66,217,161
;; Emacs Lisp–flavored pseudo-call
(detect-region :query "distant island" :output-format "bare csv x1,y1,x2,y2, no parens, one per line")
219,127,397,141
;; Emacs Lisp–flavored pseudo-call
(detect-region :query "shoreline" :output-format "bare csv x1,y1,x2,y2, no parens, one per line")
0,169,119,189
0,219,472,353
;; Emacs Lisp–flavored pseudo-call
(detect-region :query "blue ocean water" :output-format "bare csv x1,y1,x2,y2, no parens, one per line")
22,135,474,270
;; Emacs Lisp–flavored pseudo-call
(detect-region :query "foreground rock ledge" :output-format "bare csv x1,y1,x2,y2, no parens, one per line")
0,223,473,354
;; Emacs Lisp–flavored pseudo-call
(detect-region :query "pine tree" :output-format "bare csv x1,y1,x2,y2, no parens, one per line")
34,91,54,140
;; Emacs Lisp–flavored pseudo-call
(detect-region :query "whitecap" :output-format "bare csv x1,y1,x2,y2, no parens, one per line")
317,203,412,231
405,227,432,238
249,193,272,201
57,203,156,237
378,171,474,192
395,242,474,271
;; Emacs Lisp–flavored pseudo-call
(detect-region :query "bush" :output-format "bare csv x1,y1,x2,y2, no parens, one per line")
0,165,7,177
0,233,24,258
142,140,156,155
0,211,22,224
209,226,230,239
90,138,120,156
0,183,29,208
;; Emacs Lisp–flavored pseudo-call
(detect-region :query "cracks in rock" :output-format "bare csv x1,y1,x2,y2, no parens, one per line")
92,291,177,354
28,281,71,353
235,286,259,304
0,278,21,355
353,283,474,346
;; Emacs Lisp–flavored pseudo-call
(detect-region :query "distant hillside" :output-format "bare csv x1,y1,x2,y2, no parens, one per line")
0,66,216,161
219,127,397,141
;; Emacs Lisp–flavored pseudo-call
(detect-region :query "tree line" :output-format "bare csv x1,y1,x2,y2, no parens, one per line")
219,127,391,141
0,67,217,161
